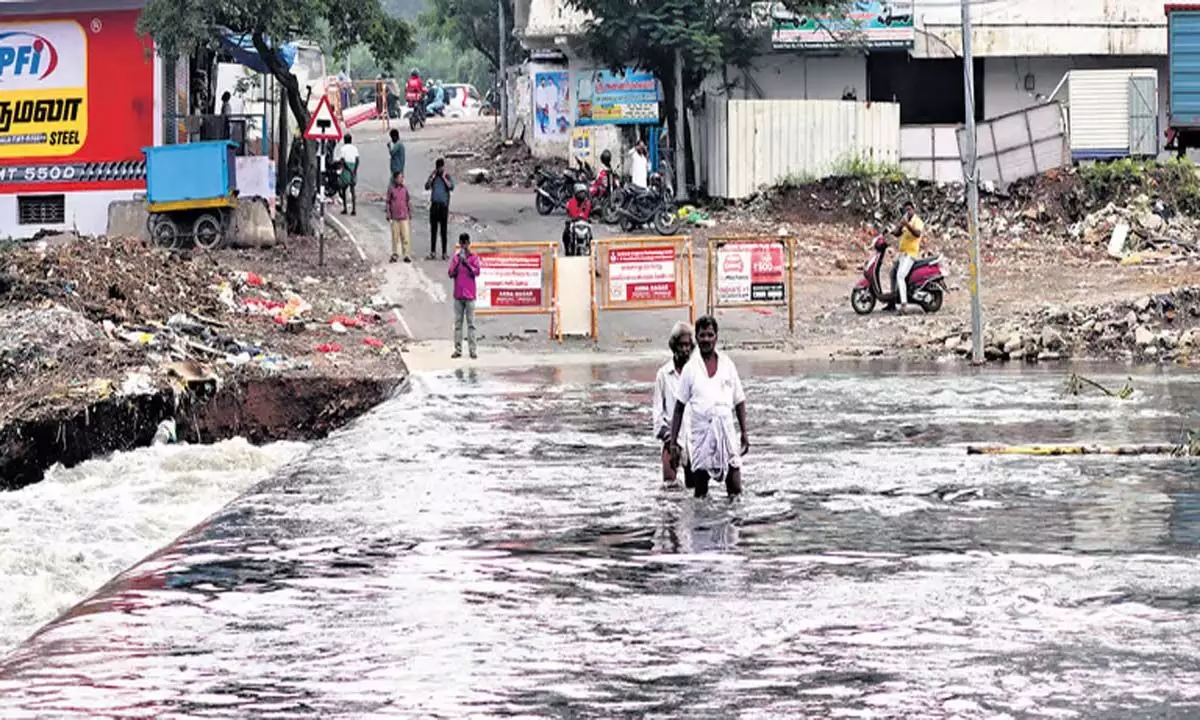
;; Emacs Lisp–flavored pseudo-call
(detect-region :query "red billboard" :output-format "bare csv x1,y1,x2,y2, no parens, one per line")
0,9,154,193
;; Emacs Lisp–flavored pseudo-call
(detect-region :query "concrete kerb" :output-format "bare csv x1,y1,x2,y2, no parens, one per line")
324,212,368,262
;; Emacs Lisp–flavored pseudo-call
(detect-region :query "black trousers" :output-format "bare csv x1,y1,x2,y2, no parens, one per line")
430,202,449,256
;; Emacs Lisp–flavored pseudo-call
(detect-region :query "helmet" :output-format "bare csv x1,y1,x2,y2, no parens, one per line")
574,183,588,201
410,69,419,77
600,149,612,166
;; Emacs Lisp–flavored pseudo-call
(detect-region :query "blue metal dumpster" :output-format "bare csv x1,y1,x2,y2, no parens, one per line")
141,140,238,212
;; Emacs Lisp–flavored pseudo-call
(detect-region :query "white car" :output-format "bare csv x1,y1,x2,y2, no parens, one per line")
442,84,483,118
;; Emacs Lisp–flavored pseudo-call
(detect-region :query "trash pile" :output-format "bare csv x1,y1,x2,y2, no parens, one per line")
932,286,1200,364
438,130,552,187
1067,194,1200,266
0,305,102,382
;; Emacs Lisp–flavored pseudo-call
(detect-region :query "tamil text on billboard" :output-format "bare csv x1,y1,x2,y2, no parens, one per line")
477,254,545,310
0,10,154,192
715,241,786,304
607,246,677,303
575,69,660,126
770,1,914,50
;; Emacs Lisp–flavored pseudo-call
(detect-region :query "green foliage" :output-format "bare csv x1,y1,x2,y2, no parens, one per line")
830,152,905,181
1080,157,1200,215
776,171,814,188
344,36,491,90
421,0,522,71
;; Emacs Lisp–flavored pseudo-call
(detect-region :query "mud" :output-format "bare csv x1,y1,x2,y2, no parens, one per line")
0,371,404,491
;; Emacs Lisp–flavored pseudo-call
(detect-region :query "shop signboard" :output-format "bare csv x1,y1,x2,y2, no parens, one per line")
770,1,914,50
477,253,545,309
575,69,660,126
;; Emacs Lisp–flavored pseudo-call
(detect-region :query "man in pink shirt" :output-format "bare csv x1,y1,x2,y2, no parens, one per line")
386,171,412,263
447,232,482,359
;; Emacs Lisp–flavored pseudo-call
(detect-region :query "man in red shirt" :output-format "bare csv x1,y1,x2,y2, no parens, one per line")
404,69,425,105
562,184,591,254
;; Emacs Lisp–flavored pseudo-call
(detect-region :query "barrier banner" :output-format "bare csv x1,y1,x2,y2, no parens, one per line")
715,241,786,304
607,246,676,303
476,253,544,310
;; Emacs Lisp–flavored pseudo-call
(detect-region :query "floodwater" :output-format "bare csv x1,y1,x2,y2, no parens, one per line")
3,360,1200,718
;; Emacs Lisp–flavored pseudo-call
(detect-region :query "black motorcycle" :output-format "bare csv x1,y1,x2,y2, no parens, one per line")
615,172,679,236
534,163,589,215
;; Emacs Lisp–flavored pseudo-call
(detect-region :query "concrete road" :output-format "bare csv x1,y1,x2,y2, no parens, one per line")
332,118,797,369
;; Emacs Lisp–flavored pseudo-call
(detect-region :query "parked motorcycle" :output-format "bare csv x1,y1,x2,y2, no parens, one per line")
564,218,593,257
615,172,679,236
534,166,579,215
590,166,623,225
850,235,948,314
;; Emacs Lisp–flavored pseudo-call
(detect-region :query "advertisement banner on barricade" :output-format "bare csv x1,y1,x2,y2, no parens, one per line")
477,253,545,310
708,236,796,333
607,245,678,304
471,242,561,342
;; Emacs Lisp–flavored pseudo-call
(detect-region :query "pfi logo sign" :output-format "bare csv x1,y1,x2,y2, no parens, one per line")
0,32,59,80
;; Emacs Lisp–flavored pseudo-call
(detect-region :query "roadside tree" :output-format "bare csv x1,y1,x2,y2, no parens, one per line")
138,0,415,236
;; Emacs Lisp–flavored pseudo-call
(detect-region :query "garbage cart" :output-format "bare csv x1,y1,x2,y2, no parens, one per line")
142,140,238,250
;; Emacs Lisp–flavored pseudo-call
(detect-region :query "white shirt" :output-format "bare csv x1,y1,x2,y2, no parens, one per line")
652,360,684,440
629,149,649,189
335,143,360,166
676,351,746,474
536,83,556,111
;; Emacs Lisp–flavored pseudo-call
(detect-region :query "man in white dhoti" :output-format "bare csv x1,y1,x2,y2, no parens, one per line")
668,315,750,498
653,322,694,486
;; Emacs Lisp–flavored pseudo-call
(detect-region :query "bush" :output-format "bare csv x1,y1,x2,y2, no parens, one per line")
830,152,905,182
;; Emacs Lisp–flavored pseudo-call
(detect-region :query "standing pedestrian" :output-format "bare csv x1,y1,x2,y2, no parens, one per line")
667,315,750,499
386,171,412,264
628,139,649,189
387,128,405,187
425,157,455,260
448,233,481,359
654,322,694,487
334,133,359,215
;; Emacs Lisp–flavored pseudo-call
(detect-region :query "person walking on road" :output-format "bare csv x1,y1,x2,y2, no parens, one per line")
667,315,750,499
425,157,455,260
387,128,405,187
335,133,359,216
386,172,412,264
654,322,694,487
448,233,481,359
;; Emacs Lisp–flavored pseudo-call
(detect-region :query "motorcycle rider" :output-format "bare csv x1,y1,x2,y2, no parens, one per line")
405,69,425,120
890,199,924,314
563,184,592,255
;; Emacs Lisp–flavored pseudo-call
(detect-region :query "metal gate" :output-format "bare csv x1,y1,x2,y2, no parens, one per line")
1129,76,1158,157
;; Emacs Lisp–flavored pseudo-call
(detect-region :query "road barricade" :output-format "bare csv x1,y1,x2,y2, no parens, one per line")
472,241,562,342
706,235,797,333
593,236,695,339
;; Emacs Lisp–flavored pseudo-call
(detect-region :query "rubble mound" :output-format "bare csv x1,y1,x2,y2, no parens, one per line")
438,129,565,187
936,287,1200,364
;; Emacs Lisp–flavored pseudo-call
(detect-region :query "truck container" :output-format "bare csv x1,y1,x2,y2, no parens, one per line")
1057,69,1159,160
1166,4,1200,153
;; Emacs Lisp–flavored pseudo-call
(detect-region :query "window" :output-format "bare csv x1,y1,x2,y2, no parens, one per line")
867,54,984,125
17,194,65,225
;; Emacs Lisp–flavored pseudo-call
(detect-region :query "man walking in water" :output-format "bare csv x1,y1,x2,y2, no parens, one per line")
653,322,694,486
448,233,481,359
668,316,749,498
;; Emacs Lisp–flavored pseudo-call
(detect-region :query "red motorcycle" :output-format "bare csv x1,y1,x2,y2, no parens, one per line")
589,166,623,225
851,235,948,314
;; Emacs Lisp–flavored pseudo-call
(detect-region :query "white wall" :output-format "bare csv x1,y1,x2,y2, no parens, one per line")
916,0,1167,58
738,54,867,101
2,190,136,239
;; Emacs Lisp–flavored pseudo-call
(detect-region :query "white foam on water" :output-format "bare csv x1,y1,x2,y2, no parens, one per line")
0,438,309,654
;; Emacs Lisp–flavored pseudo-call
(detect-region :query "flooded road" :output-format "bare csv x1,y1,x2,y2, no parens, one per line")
3,361,1200,718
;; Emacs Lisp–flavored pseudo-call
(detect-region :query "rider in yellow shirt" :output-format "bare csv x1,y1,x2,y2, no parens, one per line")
892,200,924,314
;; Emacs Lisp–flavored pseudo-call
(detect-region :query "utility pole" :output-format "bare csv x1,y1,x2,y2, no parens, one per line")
961,0,984,364
498,0,509,138
673,48,685,199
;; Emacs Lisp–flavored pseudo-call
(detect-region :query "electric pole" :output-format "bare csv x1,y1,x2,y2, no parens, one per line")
961,0,984,364
673,48,685,200
498,0,509,138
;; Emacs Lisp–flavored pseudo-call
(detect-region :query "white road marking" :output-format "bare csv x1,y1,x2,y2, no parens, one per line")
393,308,414,339
326,214,368,262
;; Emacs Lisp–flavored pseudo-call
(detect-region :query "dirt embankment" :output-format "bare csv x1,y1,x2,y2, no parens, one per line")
0,232,409,489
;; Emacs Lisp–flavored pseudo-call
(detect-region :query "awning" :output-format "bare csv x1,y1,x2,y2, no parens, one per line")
218,32,297,74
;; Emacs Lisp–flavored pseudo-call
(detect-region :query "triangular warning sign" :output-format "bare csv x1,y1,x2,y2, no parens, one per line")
304,96,343,141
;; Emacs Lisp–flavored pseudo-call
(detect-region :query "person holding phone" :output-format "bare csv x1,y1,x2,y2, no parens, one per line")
447,233,481,359
425,157,455,260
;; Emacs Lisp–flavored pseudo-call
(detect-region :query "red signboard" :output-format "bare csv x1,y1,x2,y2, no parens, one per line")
0,9,154,193
715,241,787,304
607,246,677,304
491,287,543,307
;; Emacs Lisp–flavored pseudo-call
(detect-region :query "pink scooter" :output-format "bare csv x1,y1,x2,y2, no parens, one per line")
851,235,948,314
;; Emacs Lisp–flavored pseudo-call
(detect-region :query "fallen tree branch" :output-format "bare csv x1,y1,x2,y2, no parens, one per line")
968,444,1184,456
1062,373,1134,399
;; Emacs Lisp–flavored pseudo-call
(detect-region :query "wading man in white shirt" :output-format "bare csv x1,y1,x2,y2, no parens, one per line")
668,315,750,499
653,322,694,487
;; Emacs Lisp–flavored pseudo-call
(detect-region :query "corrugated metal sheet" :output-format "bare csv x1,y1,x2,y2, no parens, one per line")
718,100,899,200
1068,69,1157,157
900,125,963,184
957,102,1069,185
1169,10,1200,126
